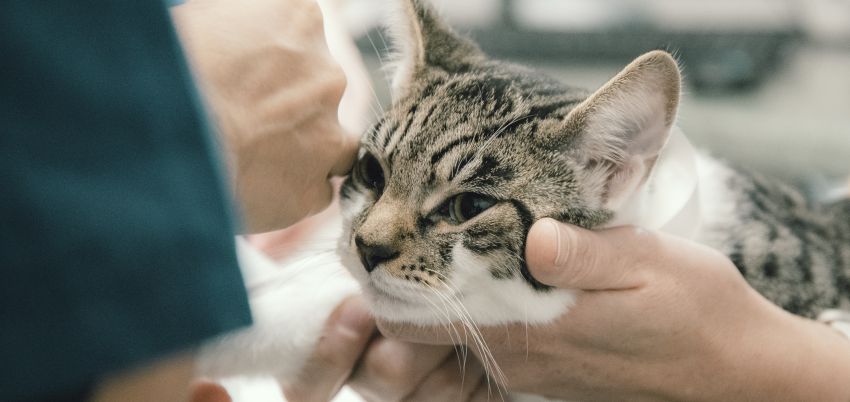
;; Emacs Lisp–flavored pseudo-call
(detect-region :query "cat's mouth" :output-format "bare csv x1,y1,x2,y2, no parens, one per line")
366,270,437,304
361,269,462,323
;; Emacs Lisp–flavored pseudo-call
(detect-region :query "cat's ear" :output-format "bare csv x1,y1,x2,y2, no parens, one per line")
386,0,483,97
564,50,681,209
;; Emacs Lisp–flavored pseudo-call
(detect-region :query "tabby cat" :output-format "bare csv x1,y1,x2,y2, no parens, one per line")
200,0,850,400
338,0,850,329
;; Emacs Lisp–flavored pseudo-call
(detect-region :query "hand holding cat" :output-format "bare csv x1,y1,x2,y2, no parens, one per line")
172,0,359,233
282,297,375,402
379,219,850,401
347,339,489,402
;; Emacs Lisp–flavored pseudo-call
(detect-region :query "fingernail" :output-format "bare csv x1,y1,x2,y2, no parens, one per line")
535,218,565,267
336,297,374,338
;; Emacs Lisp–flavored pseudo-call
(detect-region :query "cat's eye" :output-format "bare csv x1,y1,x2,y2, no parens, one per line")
357,152,385,194
440,193,497,224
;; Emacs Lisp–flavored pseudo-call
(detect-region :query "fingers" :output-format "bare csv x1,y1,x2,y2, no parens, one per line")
329,131,360,177
524,218,661,290
189,380,232,402
349,338,452,401
284,297,375,402
401,353,486,402
468,380,495,402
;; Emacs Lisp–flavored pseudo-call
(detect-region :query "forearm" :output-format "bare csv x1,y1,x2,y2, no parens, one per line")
689,305,850,402
758,313,850,401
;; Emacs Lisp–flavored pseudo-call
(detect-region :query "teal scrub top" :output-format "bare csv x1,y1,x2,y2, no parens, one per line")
1,1,253,400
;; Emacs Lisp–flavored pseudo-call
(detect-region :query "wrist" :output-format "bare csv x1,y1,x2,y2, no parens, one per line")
655,290,850,402
718,305,850,401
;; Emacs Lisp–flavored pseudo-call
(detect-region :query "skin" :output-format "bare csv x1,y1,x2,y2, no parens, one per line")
377,219,850,401
172,0,359,233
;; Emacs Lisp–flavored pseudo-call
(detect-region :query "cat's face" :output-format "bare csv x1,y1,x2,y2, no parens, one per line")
338,0,681,325
339,71,593,324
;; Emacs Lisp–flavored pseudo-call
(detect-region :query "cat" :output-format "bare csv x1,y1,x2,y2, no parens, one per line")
338,0,849,327
198,0,850,400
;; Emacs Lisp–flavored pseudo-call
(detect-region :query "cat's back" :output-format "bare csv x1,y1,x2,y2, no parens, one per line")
695,155,850,316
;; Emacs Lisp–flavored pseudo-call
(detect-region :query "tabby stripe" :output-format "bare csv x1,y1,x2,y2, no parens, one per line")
431,115,536,171
460,155,515,185
369,117,386,144
447,152,475,182
509,199,549,291
761,253,779,278
393,101,440,162
729,242,746,276
428,133,481,165
381,119,401,148
385,78,445,152
527,98,575,118
385,104,418,159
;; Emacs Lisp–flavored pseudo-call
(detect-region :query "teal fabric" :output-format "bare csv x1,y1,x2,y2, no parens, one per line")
0,2,252,400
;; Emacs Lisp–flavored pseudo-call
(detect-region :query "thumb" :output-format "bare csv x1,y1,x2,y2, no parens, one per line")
525,218,656,290
284,296,375,402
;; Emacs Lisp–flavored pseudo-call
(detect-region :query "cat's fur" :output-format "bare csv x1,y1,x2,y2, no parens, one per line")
198,0,850,400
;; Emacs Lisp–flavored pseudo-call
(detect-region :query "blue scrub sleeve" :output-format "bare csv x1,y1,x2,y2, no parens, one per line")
0,2,253,400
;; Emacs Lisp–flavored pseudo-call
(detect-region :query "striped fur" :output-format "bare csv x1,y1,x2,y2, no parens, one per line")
709,167,850,317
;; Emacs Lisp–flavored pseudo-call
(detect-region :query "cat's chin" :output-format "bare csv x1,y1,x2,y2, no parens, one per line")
364,289,454,325
362,278,578,326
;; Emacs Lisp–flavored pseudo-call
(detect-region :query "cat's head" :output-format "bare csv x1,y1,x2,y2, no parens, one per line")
338,0,681,325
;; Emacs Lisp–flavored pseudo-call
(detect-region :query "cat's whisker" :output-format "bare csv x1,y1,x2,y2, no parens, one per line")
441,275,511,400
428,276,509,402
362,31,388,116
422,287,472,385
421,289,464,348
428,286,492,397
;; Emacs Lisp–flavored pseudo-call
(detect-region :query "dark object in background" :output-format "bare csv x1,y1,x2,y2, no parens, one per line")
357,0,802,93
466,28,800,92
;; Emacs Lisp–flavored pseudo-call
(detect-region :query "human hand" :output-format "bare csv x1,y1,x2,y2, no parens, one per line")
172,0,359,233
348,340,490,402
283,297,375,402
379,219,850,401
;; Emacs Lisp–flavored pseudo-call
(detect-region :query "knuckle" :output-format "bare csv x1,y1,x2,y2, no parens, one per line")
364,340,420,388
375,319,407,339
430,364,460,386
312,335,357,371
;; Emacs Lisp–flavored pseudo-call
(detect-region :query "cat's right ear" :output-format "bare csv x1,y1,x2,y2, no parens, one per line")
385,0,483,98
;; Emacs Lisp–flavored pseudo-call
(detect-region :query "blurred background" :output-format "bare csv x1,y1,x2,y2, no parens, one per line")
336,0,850,198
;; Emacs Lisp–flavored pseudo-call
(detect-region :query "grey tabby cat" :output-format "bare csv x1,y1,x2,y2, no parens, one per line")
338,0,850,357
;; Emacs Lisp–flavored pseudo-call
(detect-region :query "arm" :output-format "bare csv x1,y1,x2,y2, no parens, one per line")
379,219,850,401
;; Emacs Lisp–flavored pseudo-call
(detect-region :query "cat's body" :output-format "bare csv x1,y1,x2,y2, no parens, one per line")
198,1,849,400
702,164,850,317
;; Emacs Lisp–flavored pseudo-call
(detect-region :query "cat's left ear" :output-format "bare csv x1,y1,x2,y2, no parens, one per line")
564,50,681,209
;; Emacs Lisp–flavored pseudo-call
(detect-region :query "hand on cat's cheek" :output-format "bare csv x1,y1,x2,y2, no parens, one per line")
171,0,360,233
378,219,850,401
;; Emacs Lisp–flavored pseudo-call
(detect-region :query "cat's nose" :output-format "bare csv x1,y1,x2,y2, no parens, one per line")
355,235,399,273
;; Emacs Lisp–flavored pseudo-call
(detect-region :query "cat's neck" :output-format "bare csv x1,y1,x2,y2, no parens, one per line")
605,126,703,239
